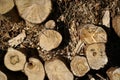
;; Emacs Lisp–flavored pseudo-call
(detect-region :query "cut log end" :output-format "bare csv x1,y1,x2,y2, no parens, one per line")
45,20,56,29
4,48,26,71
85,43,108,70
70,56,90,77
0,71,7,80
45,59,74,80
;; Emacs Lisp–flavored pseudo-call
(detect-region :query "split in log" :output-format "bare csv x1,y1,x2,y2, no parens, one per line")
38,30,62,51
45,20,56,29
4,48,26,71
23,57,45,80
0,0,14,14
0,71,7,80
85,43,108,70
15,0,52,24
70,56,90,77
45,59,74,80
112,15,120,37
106,67,120,80
80,24,107,44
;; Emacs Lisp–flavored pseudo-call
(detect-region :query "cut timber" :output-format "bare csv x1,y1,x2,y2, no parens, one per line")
112,15,120,37
45,20,56,29
24,57,45,80
0,71,7,80
15,0,52,24
85,43,108,70
4,48,26,71
80,24,107,44
45,59,74,80
106,67,120,80
0,0,14,14
70,56,90,77
39,30,62,51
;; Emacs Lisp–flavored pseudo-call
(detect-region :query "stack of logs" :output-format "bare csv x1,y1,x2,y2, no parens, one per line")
0,0,120,80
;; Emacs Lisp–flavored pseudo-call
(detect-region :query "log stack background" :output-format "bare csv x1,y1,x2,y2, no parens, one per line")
0,0,120,80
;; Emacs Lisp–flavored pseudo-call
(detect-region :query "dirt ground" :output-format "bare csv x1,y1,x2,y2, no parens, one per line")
0,0,120,80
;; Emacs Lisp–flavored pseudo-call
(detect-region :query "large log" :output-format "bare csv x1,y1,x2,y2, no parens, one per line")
70,56,90,77
85,43,108,70
4,48,26,71
45,59,74,80
106,67,120,80
0,71,7,80
15,0,52,24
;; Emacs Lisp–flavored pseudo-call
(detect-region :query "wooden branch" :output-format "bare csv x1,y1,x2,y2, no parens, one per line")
45,59,74,80
80,24,107,44
45,20,56,29
15,0,52,24
70,56,90,77
38,30,62,51
85,43,108,70
0,71,7,80
23,57,45,80
106,67,120,80
0,0,14,14
4,48,26,71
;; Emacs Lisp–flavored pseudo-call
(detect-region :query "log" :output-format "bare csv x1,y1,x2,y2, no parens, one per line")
106,67,120,80
4,48,26,71
45,20,56,29
45,59,74,80
0,71,7,80
70,56,90,77
38,30,62,51
0,0,14,14
112,15,120,37
85,43,108,70
15,0,52,24
23,57,45,80
80,24,107,44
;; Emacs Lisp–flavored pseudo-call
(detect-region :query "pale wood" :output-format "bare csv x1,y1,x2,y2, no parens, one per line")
85,43,108,70
106,67,120,80
45,20,56,29
0,0,14,14
70,56,90,77
39,30,62,51
80,24,107,44
45,59,74,80
112,15,120,37
4,48,26,71
15,0,52,24
0,71,7,80
23,57,45,80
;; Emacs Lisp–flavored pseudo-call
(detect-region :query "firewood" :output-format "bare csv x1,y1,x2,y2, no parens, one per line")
4,48,26,71
106,67,120,80
112,15,120,37
45,20,56,29
38,30,62,51
23,57,45,80
15,0,52,24
85,43,108,70
0,0,14,14
0,71,7,80
80,24,107,44
45,59,74,80
70,56,90,77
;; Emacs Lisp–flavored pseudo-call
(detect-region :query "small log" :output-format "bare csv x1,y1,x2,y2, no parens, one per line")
0,0,14,14
112,15,120,37
38,30,62,51
45,59,74,80
80,24,107,44
85,43,108,70
23,57,45,80
0,71,7,80
4,48,26,71
15,0,52,24
70,56,90,77
106,67,120,80
45,20,56,29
